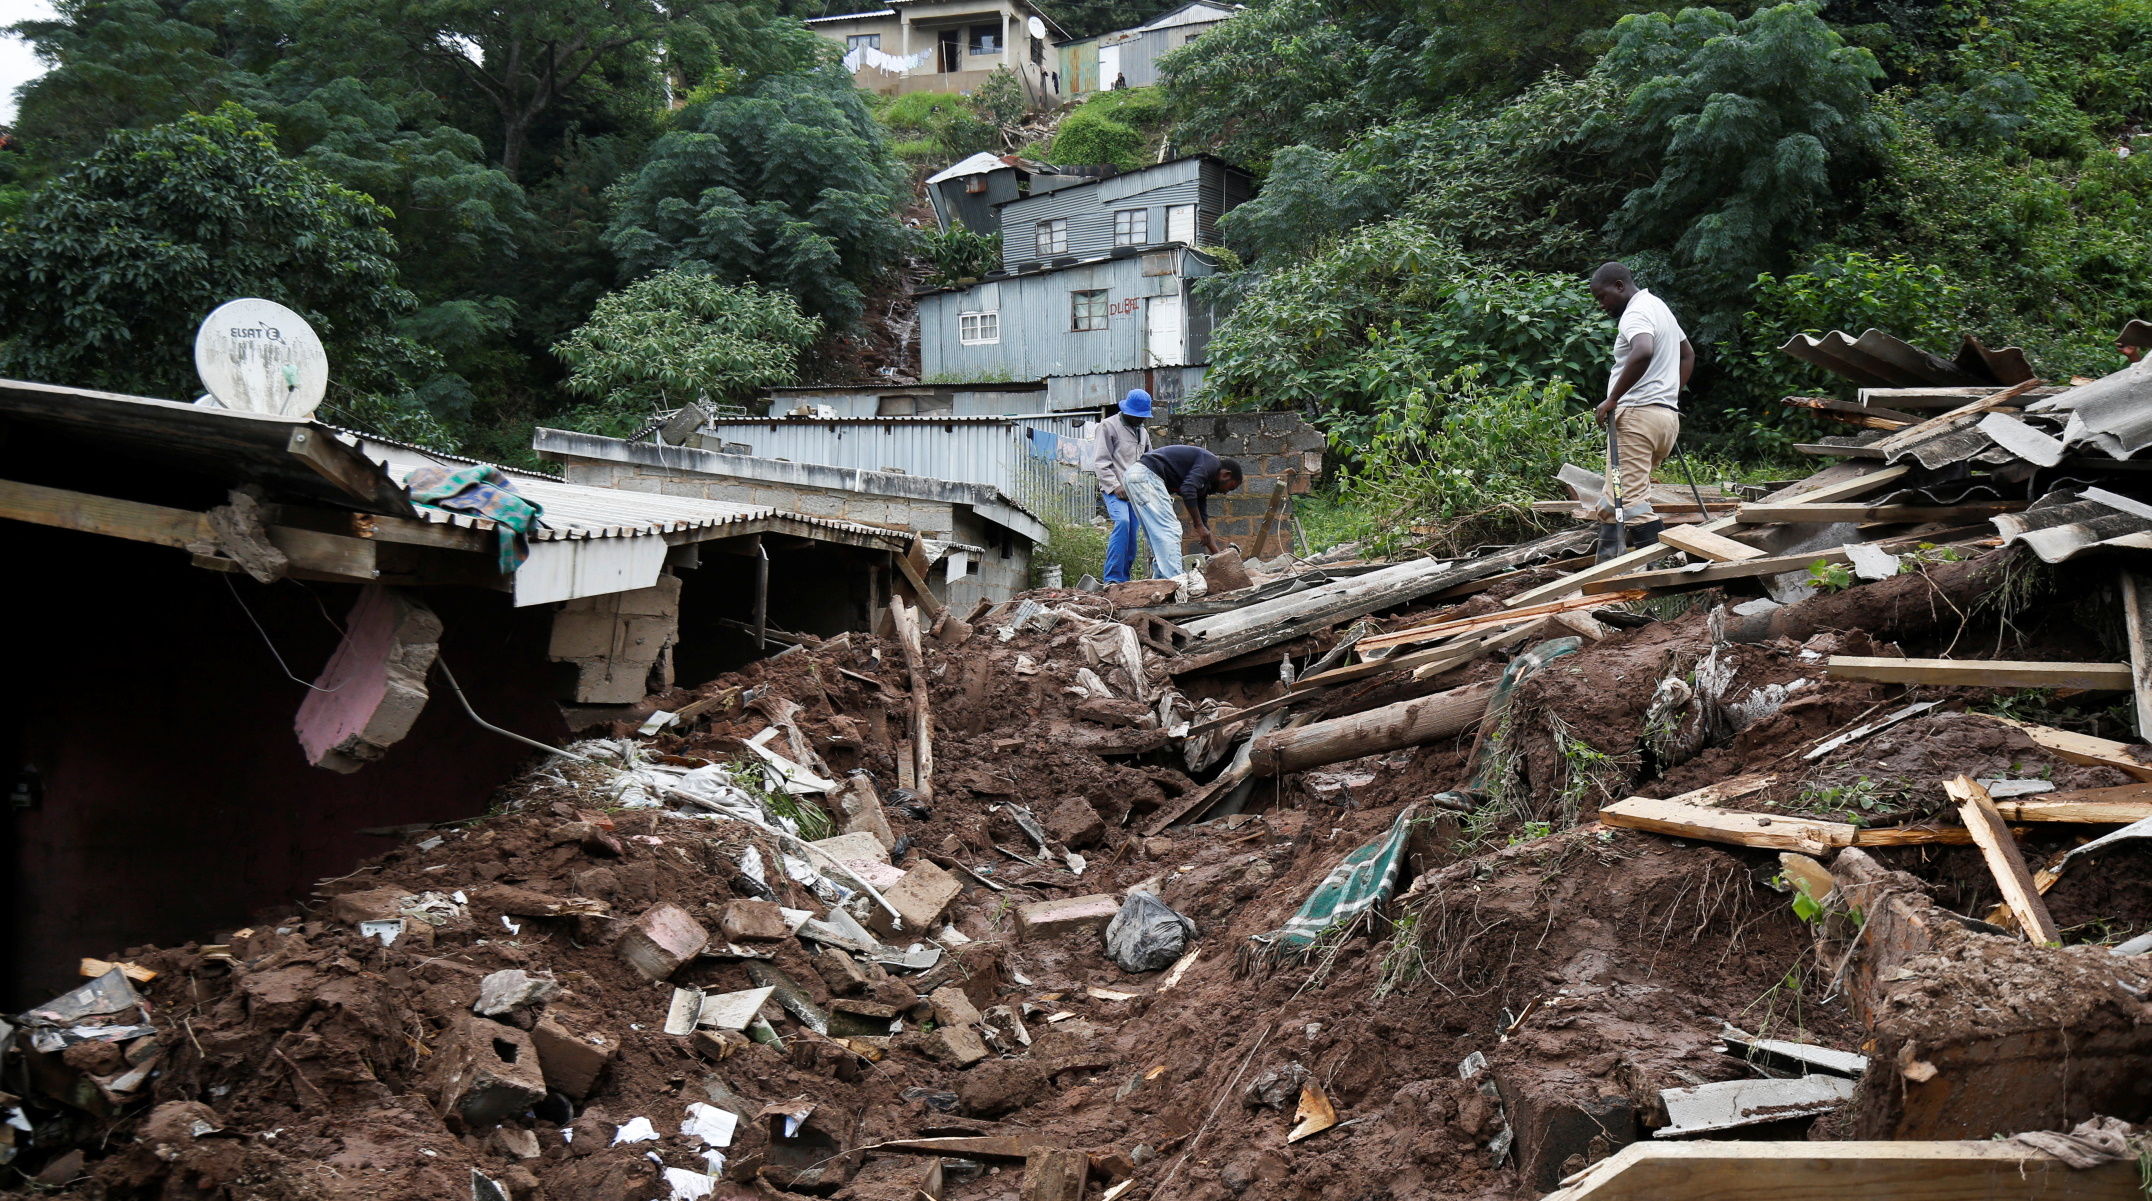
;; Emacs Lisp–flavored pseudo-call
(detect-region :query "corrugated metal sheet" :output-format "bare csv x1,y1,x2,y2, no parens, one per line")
1779,329,2033,388
694,413,1099,524
1993,490,2152,563
997,157,1249,269
2026,361,2152,459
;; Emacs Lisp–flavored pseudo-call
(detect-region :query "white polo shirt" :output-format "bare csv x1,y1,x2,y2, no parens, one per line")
1608,288,1686,409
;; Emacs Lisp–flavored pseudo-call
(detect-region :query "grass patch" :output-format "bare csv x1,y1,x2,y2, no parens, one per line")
1033,513,1109,587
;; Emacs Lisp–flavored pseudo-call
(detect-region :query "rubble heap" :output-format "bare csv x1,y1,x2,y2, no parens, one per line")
14,387,2152,1199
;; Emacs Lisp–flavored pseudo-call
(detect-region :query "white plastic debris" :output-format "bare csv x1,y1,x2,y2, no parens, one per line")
663,1167,718,1200
611,1116,659,1145
682,1102,738,1148
358,919,404,947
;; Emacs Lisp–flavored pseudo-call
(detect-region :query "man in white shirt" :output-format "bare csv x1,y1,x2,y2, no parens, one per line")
1588,262,1695,562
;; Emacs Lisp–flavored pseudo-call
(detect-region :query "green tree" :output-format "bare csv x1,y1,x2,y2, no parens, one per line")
552,270,821,427
1599,4,1889,322
605,67,905,323
0,104,428,406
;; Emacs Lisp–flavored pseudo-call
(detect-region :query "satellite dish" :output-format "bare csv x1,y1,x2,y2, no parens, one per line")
194,298,329,419
1027,15,1047,38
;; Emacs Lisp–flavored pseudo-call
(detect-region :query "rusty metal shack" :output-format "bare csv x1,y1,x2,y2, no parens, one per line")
0,379,940,1005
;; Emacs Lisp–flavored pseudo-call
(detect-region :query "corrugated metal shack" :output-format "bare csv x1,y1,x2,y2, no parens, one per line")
764,380,1049,418
1056,1,1237,94
996,155,1251,270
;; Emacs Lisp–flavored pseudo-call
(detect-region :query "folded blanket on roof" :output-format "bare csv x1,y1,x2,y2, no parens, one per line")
1244,803,1420,970
406,464,543,573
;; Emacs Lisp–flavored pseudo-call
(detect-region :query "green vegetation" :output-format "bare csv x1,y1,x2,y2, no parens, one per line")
1045,88,1170,170
552,271,822,435
1030,515,1110,587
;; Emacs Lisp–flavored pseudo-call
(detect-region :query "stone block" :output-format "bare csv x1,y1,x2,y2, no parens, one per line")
1492,1059,1636,1191
530,1017,613,1100
614,902,708,981
1045,795,1106,849
868,861,961,939
717,899,790,943
929,985,983,1029
432,1014,547,1127
1285,425,1328,452
1014,894,1120,940
923,1023,990,1067
810,947,870,996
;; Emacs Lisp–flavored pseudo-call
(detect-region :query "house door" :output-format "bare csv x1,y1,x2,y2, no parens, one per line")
938,29,961,73
1099,43,1121,86
1146,293,1184,365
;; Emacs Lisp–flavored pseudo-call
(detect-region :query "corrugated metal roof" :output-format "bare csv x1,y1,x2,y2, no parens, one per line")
1993,489,2152,563
1778,329,2033,388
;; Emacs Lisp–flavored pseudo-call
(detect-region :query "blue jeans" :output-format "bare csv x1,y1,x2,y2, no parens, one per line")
1123,462,1185,579
1102,490,1140,583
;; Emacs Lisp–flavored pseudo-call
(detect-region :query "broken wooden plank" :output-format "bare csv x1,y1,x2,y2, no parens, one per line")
889,599,936,801
1654,525,1766,562
1168,528,1592,674
1849,824,1972,846
1783,395,1923,425
1356,590,1645,655
1735,501,2025,524
1992,784,2152,823
1948,775,2061,944
1506,465,1911,609
1663,775,1777,807
1827,656,2134,691
1971,714,2152,782
1580,546,1863,594
1597,797,1856,855
1867,377,2042,455
1289,635,1488,694
1804,701,1941,761
893,536,946,619
0,477,213,549
1792,442,1885,458
2122,571,2152,741
877,1134,1061,1159
1250,478,1290,560
1857,384,2070,409
1545,1140,2141,1201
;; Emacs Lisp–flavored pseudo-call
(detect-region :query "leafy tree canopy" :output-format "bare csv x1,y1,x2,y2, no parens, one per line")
604,67,905,324
0,104,428,408
552,269,821,431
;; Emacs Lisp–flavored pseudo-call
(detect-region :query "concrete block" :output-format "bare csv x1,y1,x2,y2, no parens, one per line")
1285,425,1328,452
810,830,892,866
570,658,653,706
930,985,983,1029
835,776,897,852
1020,1148,1089,1201
796,492,847,517
1014,894,1120,940
613,574,681,618
924,1023,990,1067
547,610,620,659
1493,1061,1637,1191
717,899,790,943
868,861,962,938
615,902,709,981
432,1015,547,1127
294,585,442,774
530,1017,614,1100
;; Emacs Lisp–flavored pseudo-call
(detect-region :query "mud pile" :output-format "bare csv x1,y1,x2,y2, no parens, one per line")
12,515,2152,1199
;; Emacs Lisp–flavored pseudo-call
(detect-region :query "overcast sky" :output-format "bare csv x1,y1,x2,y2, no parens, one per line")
0,0,55,125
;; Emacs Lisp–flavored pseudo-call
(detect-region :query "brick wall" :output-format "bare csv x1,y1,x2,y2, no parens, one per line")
1154,411,1326,556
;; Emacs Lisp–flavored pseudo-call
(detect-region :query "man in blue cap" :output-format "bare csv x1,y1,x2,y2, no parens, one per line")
1091,389,1154,582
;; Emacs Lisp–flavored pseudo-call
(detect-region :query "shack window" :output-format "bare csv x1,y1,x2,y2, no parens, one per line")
1113,208,1148,247
1165,203,1196,244
1035,218,1067,257
1072,289,1108,331
846,33,881,49
969,23,1001,54
959,310,1000,344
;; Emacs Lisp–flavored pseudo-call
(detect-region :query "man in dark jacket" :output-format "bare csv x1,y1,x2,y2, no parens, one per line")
1122,443,1243,578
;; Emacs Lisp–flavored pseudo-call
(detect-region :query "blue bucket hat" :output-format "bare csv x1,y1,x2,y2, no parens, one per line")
1119,389,1154,418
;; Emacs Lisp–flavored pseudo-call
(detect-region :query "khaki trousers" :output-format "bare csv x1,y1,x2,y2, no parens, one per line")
1598,404,1680,525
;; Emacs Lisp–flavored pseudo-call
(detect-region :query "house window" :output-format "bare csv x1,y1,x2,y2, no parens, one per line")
969,23,1002,54
959,310,1000,344
1034,218,1067,257
1165,203,1196,245
1113,208,1148,246
1072,289,1108,331
846,33,881,49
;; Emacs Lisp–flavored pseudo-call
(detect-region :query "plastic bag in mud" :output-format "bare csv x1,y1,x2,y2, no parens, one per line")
1104,891,1197,973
